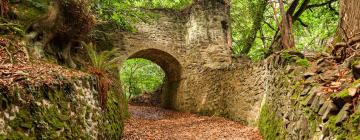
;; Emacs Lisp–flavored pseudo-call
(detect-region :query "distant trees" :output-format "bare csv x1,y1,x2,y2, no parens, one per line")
231,0,339,60
120,59,165,100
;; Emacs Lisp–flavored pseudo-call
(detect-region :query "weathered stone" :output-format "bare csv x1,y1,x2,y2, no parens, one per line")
319,101,339,121
304,72,316,79
335,103,352,125
356,101,360,113
300,86,312,96
311,95,321,112
318,94,327,106
321,124,329,137
303,92,316,106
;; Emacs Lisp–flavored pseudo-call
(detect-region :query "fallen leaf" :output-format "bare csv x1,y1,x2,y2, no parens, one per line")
330,82,342,88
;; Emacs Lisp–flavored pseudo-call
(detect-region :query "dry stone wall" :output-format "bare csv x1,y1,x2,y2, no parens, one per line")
0,73,125,139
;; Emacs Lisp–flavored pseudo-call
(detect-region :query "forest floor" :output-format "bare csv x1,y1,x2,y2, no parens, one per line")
123,105,262,140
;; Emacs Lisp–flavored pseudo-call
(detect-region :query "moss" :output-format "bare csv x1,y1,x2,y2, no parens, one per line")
0,131,35,140
9,108,33,130
295,59,310,67
100,89,125,139
2,78,126,139
280,52,309,68
303,107,320,135
14,0,49,27
290,82,303,100
326,112,360,140
258,103,287,140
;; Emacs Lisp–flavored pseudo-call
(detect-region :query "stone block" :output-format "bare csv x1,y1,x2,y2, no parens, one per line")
303,92,316,106
356,101,360,113
319,101,338,121
335,103,352,125
300,86,312,96
311,95,321,112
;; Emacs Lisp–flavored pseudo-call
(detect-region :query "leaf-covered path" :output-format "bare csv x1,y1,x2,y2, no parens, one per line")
123,105,262,140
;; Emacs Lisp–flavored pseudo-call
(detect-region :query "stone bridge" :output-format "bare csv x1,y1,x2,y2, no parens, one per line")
115,0,263,125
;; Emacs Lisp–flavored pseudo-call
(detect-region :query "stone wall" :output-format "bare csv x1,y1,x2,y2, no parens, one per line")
245,53,360,140
0,69,125,139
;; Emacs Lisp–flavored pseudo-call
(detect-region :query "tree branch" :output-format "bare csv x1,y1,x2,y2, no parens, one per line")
264,21,276,31
306,0,337,10
297,18,309,27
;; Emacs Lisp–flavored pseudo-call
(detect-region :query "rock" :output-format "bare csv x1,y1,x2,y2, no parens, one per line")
356,101,360,113
335,103,352,125
323,136,330,140
300,87,312,96
304,72,316,79
303,92,316,106
311,95,321,112
321,124,329,137
318,94,327,106
319,101,338,121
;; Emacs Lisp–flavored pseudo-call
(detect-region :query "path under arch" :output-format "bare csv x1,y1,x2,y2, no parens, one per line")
122,105,262,140
125,48,182,109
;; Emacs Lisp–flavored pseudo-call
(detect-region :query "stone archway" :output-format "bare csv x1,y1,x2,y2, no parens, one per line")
116,0,264,125
127,49,182,109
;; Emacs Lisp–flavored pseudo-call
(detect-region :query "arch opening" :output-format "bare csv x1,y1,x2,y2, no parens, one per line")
122,49,181,109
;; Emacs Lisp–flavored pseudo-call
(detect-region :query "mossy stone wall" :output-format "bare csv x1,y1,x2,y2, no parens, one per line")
0,76,125,139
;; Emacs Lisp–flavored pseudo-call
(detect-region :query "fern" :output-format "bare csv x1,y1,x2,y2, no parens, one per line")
82,42,123,108
82,42,121,72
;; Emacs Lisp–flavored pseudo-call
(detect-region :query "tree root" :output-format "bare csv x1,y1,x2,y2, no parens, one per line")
4,45,13,64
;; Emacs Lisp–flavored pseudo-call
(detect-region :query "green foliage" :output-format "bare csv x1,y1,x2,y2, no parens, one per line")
133,0,192,10
231,0,339,60
83,42,121,72
120,58,165,99
22,0,48,10
295,59,310,67
293,1,339,53
92,0,192,31
231,0,267,57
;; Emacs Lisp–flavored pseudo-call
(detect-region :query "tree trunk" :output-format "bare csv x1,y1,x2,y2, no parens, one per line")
26,0,94,68
0,0,9,17
338,0,360,41
278,0,295,49
332,0,360,61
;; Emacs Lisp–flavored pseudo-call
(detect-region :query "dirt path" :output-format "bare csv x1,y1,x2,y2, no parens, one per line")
123,105,262,140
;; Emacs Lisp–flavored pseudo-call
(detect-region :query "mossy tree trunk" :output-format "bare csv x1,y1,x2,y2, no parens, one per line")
27,0,94,68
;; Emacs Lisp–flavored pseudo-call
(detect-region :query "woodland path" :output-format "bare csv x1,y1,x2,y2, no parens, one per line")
123,105,263,140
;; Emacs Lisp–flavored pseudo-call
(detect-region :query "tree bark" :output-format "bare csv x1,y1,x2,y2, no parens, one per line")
26,0,95,68
278,0,295,49
338,0,360,40
331,0,360,62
